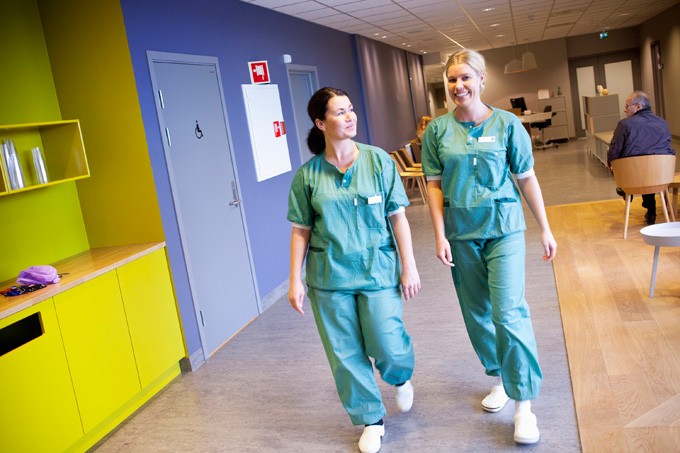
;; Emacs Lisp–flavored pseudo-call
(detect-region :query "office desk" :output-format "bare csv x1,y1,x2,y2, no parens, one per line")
518,112,553,138
518,111,552,124
518,112,554,150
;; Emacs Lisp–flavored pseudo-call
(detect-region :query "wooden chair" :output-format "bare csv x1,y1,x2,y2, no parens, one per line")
611,154,676,239
408,140,422,163
395,147,422,170
389,151,428,204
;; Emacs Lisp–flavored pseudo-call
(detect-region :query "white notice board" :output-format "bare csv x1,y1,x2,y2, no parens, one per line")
242,84,291,181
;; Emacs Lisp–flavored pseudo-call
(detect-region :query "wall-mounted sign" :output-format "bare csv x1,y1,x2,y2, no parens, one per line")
248,60,270,84
273,121,286,137
242,84,291,181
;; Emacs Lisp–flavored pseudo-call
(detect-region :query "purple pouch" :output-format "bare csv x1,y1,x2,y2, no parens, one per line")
17,265,61,285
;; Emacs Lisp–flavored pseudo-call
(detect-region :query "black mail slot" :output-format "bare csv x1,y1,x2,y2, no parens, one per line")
0,312,43,357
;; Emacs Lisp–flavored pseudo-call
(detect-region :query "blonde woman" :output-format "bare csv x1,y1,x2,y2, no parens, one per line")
421,49,556,445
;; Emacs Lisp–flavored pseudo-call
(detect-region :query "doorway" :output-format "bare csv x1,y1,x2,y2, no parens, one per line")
147,52,260,358
568,50,640,137
286,64,319,164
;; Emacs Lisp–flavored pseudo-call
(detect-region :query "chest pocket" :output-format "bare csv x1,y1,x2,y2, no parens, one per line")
356,194,385,229
476,148,508,190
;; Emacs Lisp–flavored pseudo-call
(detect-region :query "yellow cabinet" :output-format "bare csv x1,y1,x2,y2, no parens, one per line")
117,248,184,387
0,120,89,196
53,271,140,433
0,300,82,453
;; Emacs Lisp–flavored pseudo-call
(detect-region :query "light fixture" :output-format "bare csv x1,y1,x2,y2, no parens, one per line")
504,58,523,74
521,50,537,70
504,46,524,74
504,46,538,73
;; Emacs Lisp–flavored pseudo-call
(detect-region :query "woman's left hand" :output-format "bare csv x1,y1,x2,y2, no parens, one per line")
541,229,557,262
400,266,421,301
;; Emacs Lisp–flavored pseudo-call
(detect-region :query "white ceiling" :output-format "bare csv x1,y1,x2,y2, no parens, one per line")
241,0,679,81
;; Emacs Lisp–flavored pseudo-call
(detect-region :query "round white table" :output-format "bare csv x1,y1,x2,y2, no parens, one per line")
640,222,680,297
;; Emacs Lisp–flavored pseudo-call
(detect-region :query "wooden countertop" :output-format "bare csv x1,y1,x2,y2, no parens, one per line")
1,242,166,320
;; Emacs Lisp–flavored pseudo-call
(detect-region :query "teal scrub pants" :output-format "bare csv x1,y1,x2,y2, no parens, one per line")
450,232,542,401
308,286,414,426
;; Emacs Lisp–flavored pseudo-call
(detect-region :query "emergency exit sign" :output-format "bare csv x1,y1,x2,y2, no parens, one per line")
248,60,270,84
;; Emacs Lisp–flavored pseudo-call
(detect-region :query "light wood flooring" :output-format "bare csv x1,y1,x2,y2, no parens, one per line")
550,200,680,452
542,139,680,452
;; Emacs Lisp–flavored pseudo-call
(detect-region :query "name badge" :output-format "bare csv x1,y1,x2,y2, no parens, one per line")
478,136,496,143
367,195,382,205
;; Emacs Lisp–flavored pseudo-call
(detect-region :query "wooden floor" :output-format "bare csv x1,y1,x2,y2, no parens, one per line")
549,199,680,452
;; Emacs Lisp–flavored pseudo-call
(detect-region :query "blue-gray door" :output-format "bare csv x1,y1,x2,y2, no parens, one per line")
287,65,318,164
149,53,259,357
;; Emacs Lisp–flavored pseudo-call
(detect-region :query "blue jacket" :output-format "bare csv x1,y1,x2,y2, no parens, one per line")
607,107,675,164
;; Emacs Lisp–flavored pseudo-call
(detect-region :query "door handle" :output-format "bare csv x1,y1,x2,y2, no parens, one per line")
229,181,241,207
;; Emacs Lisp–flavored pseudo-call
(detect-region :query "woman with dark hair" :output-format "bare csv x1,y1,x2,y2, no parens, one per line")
288,87,420,453
422,49,556,445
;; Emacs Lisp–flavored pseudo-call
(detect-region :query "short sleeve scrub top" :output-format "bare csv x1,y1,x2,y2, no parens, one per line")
287,143,409,291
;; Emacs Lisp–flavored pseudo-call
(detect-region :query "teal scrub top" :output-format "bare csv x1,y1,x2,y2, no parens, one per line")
421,107,534,241
288,143,409,291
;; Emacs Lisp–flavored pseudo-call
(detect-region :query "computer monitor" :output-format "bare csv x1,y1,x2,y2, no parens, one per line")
510,97,528,113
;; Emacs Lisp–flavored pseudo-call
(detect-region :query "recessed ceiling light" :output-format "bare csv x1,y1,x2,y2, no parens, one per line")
490,23,500,27
381,35,387,39
620,12,630,16
496,34,504,37
374,33,380,36
482,7,495,12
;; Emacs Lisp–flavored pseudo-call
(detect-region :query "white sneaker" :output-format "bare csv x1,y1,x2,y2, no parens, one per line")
395,380,414,412
481,384,509,413
513,411,540,444
358,424,385,453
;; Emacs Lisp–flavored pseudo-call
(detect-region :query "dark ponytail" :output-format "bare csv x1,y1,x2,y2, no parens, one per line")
306,87,349,155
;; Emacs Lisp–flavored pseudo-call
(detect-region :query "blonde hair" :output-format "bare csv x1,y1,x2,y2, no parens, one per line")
445,49,486,93
416,116,432,134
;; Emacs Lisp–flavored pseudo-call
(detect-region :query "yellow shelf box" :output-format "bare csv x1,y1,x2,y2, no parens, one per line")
0,120,90,196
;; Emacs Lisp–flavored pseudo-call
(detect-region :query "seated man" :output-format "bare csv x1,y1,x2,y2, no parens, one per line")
607,91,675,225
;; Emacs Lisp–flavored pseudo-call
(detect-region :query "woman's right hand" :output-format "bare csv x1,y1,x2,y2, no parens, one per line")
435,236,455,267
288,278,306,315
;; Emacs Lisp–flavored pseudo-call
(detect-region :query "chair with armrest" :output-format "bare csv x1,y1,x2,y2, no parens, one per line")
530,105,557,150
611,154,676,239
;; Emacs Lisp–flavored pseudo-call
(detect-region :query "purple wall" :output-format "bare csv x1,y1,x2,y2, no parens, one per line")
120,0,367,356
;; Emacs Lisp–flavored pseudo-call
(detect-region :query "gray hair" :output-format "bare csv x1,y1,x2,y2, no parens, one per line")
628,91,651,109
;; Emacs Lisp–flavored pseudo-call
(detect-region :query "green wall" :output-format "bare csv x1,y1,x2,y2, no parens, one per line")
0,0,88,282
39,0,165,248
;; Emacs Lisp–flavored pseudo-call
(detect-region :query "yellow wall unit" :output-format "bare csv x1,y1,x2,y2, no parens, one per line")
117,248,185,388
0,299,83,453
1,243,184,453
53,270,141,433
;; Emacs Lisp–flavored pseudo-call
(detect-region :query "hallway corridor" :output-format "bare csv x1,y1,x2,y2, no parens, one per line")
92,140,676,452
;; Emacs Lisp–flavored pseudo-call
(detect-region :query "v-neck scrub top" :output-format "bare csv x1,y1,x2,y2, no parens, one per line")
421,108,534,241
288,143,409,291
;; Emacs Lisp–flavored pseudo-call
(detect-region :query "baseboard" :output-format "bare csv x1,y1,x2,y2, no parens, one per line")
259,278,290,312
180,347,205,372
